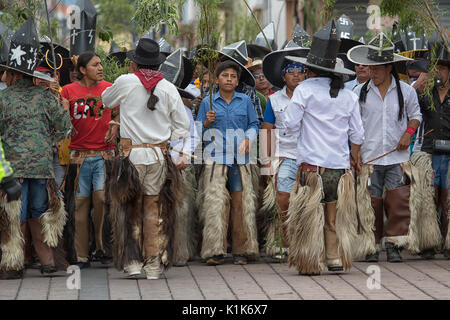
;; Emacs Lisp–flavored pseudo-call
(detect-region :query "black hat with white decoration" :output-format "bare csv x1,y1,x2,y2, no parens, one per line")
2,17,40,77
286,20,355,75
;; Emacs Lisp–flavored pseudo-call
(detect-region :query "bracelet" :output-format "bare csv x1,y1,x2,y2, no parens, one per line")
405,126,416,136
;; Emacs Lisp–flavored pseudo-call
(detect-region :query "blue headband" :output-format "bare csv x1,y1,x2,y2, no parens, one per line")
282,62,304,77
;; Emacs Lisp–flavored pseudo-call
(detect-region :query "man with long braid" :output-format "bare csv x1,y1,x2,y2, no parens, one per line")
348,33,422,262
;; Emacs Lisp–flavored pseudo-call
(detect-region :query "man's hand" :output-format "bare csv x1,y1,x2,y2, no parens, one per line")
412,72,429,93
48,80,60,95
204,110,216,128
350,143,362,176
238,138,250,156
176,155,189,171
105,125,119,145
397,132,412,151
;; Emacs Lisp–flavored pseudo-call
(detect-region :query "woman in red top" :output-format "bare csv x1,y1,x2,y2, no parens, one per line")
61,52,119,268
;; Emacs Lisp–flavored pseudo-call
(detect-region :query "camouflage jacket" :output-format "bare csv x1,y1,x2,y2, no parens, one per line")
0,78,72,179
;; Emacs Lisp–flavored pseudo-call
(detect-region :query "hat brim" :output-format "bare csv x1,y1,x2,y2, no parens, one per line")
0,64,36,78
177,87,195,100
33,70,56,82
285,55,355,76
126,50,166,67
347,45,413,66
339,38,364,54
218,52,255,87
262,47,310,88
180,56,195,89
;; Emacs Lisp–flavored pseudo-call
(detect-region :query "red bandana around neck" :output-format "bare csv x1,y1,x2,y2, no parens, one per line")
134,69,164,93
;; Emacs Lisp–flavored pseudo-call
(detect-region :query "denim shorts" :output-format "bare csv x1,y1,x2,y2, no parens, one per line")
21,179,48,222
76,155,105,197
226,164,243,193
276,158,298,193
433,154,450,189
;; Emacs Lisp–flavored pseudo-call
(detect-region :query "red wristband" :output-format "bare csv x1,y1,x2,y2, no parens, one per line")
405,126,416,136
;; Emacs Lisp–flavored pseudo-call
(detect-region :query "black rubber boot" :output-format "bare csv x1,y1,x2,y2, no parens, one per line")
419,248,436,260
386,242,403,263
365,251,379,262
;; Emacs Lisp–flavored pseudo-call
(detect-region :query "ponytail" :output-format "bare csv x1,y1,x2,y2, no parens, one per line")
309,67,344,98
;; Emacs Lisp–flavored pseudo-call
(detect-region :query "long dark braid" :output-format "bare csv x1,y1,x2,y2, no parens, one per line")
390,65,405,121
359,64,404,121
138,64,160,111
309,67,344,98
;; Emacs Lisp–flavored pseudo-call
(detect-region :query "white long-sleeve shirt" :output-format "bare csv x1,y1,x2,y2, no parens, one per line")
102,73,190,165
285,77,365,169
269,86,298,160
170,105,201,163
353,75,422,165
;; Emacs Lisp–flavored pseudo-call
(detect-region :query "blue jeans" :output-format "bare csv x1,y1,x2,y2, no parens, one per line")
226,164,243,192
76,156,105,197
433,154,450,189
276,158,297,193
21,179,48,223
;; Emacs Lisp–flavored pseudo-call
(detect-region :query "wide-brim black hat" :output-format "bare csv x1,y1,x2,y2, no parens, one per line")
127,38,166,66
347,33,412,66
160,48,196,99
291,20,355,76
37,42,72,86
262,46,309,88
1,17,40,77
218,40,255,87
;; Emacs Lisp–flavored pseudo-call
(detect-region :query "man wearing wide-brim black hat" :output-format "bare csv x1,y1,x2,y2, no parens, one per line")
0,17,72,279
411,30,450,260
349,33,433,263
259,43,309,261
102,37,190,280
282,20,365,276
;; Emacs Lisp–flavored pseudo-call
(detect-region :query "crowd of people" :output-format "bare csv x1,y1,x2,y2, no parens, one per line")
0,17,448,281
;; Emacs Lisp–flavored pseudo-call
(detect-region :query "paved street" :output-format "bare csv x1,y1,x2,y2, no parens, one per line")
1,251,450,301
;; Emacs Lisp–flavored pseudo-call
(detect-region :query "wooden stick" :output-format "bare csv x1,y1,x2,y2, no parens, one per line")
170,147,198,159
364,129,434,164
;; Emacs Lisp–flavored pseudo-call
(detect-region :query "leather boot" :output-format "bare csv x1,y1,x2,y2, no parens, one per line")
365,197,383,262
92,190,105,256
20,221,33,267
385,241,402,263
28,217,56,274
384,185,411,238
230,191,247,257
324,202,343,271
276,191,290,249
74,196,91,263
143,195,160,260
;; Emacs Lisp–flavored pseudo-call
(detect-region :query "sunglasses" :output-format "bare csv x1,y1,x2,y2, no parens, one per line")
285,67,305,74
253,73,265,79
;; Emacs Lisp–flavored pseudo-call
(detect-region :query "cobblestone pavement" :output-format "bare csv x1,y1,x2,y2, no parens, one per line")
1,252,450,300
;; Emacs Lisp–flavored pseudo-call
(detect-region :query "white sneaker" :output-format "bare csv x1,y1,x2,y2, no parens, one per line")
144,256,163,280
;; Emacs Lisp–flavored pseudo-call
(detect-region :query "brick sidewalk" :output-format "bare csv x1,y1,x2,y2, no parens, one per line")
1,252,450,300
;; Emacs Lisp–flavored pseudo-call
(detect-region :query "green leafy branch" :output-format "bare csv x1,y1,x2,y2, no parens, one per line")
132,0,185,36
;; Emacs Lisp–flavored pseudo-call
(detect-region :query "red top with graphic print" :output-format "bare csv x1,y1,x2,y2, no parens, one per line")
61,80,116,151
